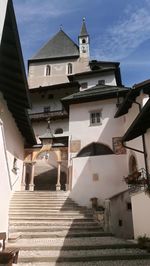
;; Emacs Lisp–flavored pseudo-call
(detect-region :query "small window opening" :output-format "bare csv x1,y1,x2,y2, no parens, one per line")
44,106,50,113
90,111,102,126
82,39,86,44
127,202,132,210
118,219,123,227
46,65,51,76
68,63,73,75
12,158,18,174
98,80,105,85
81,82,88,89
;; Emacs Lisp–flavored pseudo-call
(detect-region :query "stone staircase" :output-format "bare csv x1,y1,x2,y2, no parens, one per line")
7,191,150,265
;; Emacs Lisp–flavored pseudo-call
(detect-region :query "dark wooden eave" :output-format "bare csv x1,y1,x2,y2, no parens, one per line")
114,80,150,118
68,67,116,81
61,84,129,111
122,98,150,141
0,0,36,145
29,82,80,93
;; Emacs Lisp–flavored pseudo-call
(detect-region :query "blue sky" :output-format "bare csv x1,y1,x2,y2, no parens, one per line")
13,0,150,87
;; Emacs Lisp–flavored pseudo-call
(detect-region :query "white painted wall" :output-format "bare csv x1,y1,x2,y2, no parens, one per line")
79,71,116,90
0,0,8,44
0,93,25,232
68,98,128,206
131,191,150,238
109,190,134,239
70,155,128,207
69,99,125,151
123,93,148,174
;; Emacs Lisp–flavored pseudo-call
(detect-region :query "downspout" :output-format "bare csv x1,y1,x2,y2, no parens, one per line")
122,100,149,185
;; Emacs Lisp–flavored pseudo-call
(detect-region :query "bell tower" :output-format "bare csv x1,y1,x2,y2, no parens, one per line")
78,18,90,59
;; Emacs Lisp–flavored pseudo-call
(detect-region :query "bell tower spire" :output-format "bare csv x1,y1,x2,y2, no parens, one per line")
78,18,90,59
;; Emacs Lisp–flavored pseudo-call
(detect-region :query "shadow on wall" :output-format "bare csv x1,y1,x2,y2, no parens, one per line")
34,169,66,191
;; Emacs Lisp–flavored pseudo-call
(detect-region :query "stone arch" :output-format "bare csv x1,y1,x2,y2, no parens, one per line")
76,142,114,157
129,154,138,174
33,146,60,162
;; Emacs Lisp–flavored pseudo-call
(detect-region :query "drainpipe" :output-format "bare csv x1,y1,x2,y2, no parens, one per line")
122,100,149,185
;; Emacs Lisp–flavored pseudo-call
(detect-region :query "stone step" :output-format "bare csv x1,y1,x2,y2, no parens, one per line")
9,215,93,222
15,261,150,266
7,236,135,248
19,231,111,239
10,200,74,204
9,204,86,211
17,249,150,263
13,190,70,195
10,204,79,209
9,221,99,226
9,211,92,215
9,225,102,233
8,243,138,251
9,215,92,220
11,197,71,201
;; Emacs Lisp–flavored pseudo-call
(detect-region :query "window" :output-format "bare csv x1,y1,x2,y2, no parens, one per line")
82,46,86,53
90,111,102,126
44,106,50,113
12,158,18,174
98,80,105,85
45,65,51,76
127,202,132,210
55,128,63,134
68,63,73,75
82,39,86,44
81,82,88,89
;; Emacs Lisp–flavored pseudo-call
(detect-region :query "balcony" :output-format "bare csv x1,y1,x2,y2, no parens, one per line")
29,109,68,121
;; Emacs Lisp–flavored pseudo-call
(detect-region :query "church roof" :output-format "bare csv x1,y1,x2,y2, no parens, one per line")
62,84,129,107
79,18,89,37
30,30,79,61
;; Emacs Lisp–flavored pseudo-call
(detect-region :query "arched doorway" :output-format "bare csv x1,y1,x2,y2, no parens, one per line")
34,150,67,191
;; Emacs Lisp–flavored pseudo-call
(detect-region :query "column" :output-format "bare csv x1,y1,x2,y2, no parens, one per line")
29,161,36,191
56,161,61,191
21,162,26,191
104,199,111,233
65,167,70,191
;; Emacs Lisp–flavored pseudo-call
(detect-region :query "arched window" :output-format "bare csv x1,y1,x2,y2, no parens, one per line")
55,128,63,134
68,63,72,75
46,65,51,76
82,39,86,44
77,142,114,157
129,154,137,174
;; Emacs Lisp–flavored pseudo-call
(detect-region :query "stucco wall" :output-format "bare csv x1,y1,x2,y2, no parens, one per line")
131,191,150,238
70,155,128,207
0,0,8,44
123,94,148,174
78,71,116,89
109,190,134,239
32,119,69,144
28,57,90,88
69,99,125,151
68,99,128,206
0,94,25,232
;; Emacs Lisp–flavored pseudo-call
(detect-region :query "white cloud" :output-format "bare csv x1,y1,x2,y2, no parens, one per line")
92,1,150,61
13,0,80,23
